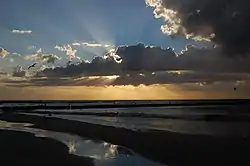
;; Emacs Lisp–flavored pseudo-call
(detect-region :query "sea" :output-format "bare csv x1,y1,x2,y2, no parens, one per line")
24,104,250,136
2,100,250,136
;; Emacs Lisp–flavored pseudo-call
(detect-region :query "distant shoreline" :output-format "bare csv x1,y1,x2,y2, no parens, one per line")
1,99,250,112
1,99,250,104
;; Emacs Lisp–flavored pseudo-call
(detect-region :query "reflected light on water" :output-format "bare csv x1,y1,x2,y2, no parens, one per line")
68,141,76,154
0,120,33,127
104,144,118,159
0,121,164,166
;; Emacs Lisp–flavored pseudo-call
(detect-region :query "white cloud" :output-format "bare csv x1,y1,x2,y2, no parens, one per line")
81,42,112,48
0,47,10,58
28,46,36,50
4,53,29,69
82,43,103,47
145,0,214,41
145,0,180,36
25,54,60,64
12,65,26,77
25,54,40,61
42,54,60,64
72,43,81,46
72,42,113,48
104,48,122,63
39,65,48,71
25,48,60,64
12,29,32,34
36,48,42,54
24,48,43,61
55,45,77,58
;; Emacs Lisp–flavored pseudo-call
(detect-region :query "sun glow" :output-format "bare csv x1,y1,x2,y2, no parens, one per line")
106,75,120,80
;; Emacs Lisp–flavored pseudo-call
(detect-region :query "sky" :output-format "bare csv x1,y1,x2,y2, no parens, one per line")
0,0,194,54
0,0,250,100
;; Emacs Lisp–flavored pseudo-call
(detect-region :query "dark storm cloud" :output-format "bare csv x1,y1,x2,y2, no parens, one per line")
5,43,249,87
146,0,250,55
115,43,178,71
177,45,250,73
36,56,121,77
116,43,250,73
36,43,250,78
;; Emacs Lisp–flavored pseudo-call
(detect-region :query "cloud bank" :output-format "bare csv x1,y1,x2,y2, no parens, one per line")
38,43,250,78
25,43,249,87
145,0,250,56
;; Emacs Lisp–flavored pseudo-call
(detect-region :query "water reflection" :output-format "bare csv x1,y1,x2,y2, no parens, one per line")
0,120,33,127
0,120,164,166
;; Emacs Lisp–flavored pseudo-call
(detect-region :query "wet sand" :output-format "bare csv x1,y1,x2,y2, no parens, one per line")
1,113,250,166
0,129,94,166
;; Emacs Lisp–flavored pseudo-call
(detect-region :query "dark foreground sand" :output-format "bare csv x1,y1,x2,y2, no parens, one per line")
0,130,94,166
1,113,250,166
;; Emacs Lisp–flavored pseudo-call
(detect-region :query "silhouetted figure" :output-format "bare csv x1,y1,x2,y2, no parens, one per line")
28,62,37,69
234,87,237,91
